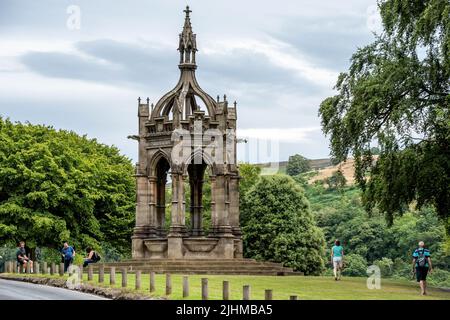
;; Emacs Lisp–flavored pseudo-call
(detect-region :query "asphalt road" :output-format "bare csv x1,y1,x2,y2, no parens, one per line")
0,279,108,300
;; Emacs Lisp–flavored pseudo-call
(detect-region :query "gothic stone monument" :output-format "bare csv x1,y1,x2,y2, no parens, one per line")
131,7,242,260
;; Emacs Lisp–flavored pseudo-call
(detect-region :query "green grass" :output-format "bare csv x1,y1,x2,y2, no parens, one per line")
5,273,450,300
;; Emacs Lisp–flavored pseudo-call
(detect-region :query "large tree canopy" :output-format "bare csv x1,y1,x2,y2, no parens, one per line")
319,0,449,229
241,175,326,274
0,118,135,254
286,154,311,177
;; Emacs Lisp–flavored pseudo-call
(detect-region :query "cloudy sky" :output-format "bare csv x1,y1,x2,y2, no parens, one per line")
0,0,381,163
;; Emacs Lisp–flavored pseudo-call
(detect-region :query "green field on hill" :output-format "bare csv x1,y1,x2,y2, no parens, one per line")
5,273,450,300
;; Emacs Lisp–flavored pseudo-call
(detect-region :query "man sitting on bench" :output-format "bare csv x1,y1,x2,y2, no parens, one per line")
16,241,33,272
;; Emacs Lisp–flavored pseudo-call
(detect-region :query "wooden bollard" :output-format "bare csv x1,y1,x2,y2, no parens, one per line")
243,285,250,300
88,265,93,281
265,289,273,300
201,278,208,300
135,270,141,290
26,261,31,274
290,295,298,300
34,262,40,274
78,265,83,281
50,262,55,275
98,265,104,283
149,272,155,293
121,268,127,288
182,276,189,298
42,262,47,274
12,261,16,273
165,273,172,295
223,281,230,300
59,263,64,276
110,267,116,286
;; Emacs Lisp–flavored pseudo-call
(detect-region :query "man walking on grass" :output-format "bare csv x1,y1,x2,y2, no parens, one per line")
412,241,433,295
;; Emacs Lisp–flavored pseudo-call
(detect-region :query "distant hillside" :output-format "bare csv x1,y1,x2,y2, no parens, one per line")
255,158,333,174
255,158,362,185
308,159,356,185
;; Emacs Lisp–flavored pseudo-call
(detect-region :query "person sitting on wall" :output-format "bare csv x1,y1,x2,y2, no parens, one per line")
83,247,101,268
16,241,33,272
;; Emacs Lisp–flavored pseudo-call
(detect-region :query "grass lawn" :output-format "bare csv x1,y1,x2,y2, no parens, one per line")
5,273,450,300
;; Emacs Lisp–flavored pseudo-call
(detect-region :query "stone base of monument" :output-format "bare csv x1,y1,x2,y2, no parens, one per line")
89,259,297,276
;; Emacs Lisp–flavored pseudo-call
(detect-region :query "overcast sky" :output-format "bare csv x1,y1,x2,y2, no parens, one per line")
0,0,381,163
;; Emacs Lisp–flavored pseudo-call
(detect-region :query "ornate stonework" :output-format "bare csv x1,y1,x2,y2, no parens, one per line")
131,7,242,260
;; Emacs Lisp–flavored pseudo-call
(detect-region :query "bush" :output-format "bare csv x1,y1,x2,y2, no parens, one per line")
342,254,367,276
37,247,63,264
427,268,450,288
374,257,394,277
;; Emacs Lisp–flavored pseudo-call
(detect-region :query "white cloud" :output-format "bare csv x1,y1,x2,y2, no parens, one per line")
203,37,338,88
237,127,320,143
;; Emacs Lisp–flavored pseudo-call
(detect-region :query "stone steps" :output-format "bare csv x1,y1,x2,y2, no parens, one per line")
86,259,297,275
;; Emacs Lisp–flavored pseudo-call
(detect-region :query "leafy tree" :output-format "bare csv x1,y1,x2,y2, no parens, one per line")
0,118,135,255
286,154,311,176
319,0,450,230
325,170,347,190
241,175,326,274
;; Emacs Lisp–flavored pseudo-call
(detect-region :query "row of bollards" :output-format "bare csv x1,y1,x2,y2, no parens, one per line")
3,261,299,300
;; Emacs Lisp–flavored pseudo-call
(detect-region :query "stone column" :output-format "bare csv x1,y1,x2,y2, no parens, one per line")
147,176,158,237
228,175,241,236
189,165,205,236
168,172,186,259
214,175,233,236
229,174,242,258
132,174,150,259
156,173,167,237
211,174,234,259
209,175,218,234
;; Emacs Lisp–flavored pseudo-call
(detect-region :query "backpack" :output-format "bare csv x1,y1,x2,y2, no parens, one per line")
92,251,101,262
416,249,427,267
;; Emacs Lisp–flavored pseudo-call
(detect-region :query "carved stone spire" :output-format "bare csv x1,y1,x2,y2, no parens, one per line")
178,6,197,66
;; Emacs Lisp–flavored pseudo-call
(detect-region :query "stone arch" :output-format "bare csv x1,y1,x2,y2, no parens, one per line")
181,148,216,176
148,149,172,177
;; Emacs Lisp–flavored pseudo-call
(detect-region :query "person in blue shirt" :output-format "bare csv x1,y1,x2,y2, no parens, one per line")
331,239,344,281
60,242,76,273
412,241,433,295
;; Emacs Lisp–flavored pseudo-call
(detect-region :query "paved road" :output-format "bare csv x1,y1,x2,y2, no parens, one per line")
0,279,108,300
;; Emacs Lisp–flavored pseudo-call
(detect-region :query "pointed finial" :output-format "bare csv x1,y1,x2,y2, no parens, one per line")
138,97,141,104
223,94,227,101
146,97,150,104
184,5,192,17
217,95,220,102
234,101,237,108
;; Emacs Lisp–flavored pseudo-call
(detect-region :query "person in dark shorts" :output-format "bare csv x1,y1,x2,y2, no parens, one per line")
16,241,33,272
83,247,100,268
412,241,433,295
